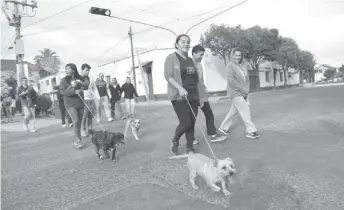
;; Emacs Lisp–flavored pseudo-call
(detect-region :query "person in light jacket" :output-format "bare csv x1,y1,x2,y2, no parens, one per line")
164,34,205,155
109,77,125,119
218,48,260,139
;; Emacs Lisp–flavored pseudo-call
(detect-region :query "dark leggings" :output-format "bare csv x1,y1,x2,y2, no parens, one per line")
171,99,199,149
66,106,84,141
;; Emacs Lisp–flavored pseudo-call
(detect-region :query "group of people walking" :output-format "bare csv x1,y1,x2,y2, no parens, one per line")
165,34,260,155
54,63,138,148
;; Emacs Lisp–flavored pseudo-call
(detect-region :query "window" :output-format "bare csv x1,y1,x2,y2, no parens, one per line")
45,80,50,86
280,71,283,82
51,77,57,86
265,71,270,82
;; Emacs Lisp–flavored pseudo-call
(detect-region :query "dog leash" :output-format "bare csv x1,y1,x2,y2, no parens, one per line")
76,92,106,131
184,96,218,160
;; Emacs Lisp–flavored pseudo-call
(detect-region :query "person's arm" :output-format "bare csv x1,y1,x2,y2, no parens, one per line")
80,76,90,90
59,78,76,97
164,54,184,91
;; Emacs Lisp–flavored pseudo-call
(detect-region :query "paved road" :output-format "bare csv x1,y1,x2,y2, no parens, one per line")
2,86,344,210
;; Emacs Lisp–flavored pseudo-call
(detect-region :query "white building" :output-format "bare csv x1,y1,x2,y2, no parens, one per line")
38,48,302,100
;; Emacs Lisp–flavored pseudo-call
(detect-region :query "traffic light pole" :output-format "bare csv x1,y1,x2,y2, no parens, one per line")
128,27,137,88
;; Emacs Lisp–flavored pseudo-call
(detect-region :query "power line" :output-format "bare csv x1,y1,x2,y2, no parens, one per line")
96,36,129,61
23,0,93,28
185,0,249,34
1,35,16,57
110,0,177,19
22,18,105,37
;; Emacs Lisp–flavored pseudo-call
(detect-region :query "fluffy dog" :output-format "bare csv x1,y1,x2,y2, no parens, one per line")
124,119,140,141
89,129,125,161
170,153,236,196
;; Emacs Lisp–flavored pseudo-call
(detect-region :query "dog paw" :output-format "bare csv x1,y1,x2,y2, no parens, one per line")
223,190,231,196
192,185,199,190
211,187,221,192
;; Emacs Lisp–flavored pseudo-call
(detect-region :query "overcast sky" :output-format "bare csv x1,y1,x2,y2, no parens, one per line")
1,0,344,74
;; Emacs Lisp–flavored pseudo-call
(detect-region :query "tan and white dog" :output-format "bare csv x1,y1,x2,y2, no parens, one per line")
170,153,236,196
124,119,140,141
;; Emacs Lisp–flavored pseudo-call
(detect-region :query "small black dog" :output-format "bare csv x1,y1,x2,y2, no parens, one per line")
89,129,125,161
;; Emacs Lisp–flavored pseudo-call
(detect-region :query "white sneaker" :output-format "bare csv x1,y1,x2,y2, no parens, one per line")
23,124,29,132
69,123,73,128
108,117,114,122
193,140,200,145
30,128,37,133
62,124,67,128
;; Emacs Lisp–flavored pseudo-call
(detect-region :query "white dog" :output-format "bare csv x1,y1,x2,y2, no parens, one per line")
170,153,236,196
124,119,140,141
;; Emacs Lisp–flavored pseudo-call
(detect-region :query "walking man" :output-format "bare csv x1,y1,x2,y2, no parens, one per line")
80,63,95,137
94,73,113,122
121,77,138,118
191,45,226,144
109,77,125,120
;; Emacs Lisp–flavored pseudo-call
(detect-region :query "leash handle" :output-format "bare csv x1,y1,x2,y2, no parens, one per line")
184,96,218,160
76,91,105,131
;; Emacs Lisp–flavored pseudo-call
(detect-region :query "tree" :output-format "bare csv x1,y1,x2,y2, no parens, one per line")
323,69,336,80
243,26,281,73
276,37,299,87
338,64,344,78
296,49,316,84
201,24,240,65
34,48,62,78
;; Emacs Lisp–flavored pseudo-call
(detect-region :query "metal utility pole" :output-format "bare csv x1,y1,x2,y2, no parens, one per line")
128,26,137,88
3,0,38,86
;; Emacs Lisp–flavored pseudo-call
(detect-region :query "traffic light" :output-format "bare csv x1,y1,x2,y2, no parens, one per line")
89,7,111,16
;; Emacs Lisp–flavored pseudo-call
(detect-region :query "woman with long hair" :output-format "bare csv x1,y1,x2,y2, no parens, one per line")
218,48,260,139
164,34,202,155
59,63,90,148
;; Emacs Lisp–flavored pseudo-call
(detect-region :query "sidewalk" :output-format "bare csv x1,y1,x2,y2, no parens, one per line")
1,116,60,133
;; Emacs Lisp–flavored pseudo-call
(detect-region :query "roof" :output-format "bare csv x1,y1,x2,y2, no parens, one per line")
1,59,37,72
1,59,16,71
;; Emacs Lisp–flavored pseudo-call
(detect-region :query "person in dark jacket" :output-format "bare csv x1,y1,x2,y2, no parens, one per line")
18,77,38,132
59,63,90,149
53,85,72,127
109,77,124,119
121,77,138,117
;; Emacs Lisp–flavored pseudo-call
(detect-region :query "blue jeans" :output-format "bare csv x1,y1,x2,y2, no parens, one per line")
66,106,84,141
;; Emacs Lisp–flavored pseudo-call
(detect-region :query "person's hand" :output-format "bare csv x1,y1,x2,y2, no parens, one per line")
75,89,82,95
178,87,188,97
134,97,138,103
200,102,204,108
71,81,77,87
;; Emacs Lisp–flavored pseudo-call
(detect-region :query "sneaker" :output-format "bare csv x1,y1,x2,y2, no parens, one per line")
69,123,73,128
193,140,200,145
23,124,29,132
246,131,260,139
170,140,179,155
218,128,230,136
81,131,88,137
30,128,37,133
186,148,196,154
62,124,67,128
108,117,114,122
74,140,83,149
210,134,227,143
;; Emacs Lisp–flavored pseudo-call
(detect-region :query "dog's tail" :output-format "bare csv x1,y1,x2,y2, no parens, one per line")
168,154,189,159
